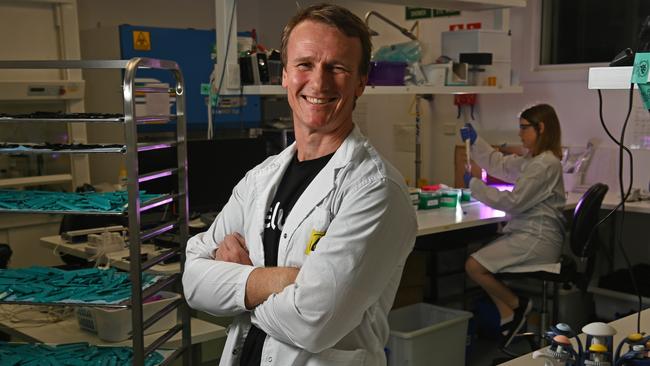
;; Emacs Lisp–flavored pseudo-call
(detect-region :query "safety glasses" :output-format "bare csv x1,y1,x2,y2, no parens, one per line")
519,123,534,130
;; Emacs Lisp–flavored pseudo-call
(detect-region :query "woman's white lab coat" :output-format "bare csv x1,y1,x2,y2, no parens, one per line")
183,126,417,366
468,137,566,274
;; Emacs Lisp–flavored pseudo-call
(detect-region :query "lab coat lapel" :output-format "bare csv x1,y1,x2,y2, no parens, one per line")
281,126,362,252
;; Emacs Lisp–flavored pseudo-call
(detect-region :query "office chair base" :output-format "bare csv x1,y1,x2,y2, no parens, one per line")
496,332,539,361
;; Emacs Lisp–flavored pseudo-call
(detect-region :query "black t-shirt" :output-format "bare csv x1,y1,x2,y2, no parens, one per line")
239,152,333,366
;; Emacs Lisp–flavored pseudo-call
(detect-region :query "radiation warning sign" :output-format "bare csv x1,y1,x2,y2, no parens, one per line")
133,31,151,51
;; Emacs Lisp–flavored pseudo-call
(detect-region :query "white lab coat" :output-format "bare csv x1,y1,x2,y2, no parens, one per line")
183,126,417,366
468,137,566,274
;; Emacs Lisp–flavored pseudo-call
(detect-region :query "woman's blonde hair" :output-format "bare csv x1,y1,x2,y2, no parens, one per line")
519,103,562,159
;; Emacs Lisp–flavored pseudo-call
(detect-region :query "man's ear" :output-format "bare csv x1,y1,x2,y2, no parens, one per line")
355,75,368,97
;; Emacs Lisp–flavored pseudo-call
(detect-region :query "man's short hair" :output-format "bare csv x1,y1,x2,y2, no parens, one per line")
281,3,372,76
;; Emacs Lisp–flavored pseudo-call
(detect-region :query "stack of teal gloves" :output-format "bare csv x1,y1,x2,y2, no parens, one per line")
0,267,160,304
0,190,162,212
0,342,164,365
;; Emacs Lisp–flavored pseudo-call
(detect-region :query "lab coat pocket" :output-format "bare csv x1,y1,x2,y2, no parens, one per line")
305,206,331,255
306,348,367,366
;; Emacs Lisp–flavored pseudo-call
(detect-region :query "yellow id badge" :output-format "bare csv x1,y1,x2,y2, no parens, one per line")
305,229,326,255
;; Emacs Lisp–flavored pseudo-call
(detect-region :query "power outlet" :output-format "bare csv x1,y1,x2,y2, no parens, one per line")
443,122,457,135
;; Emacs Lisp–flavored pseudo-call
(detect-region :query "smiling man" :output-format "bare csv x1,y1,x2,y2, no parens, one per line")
183,4,417,365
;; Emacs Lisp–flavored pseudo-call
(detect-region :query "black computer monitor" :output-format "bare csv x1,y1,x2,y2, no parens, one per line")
138,137,267,216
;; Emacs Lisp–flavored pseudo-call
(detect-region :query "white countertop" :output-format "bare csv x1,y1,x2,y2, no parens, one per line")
416,201,507,236
501,309,650,365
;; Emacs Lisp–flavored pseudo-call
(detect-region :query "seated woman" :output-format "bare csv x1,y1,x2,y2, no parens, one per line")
460,103,566,348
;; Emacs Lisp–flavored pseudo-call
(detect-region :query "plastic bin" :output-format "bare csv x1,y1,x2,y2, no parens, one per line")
368,61,407,86
386,303,473,366
589,286,650,321
76,291,180,342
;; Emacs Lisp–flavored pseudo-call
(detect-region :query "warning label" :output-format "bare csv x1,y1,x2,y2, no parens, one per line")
133,31,151,51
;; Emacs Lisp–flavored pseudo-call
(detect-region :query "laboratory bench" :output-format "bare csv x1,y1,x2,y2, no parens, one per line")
416,200,507,236
565,191,650,214
500,308,650,365
40,235,180,274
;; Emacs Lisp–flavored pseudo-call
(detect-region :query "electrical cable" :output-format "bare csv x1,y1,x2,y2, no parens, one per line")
0,305,74,328
588,84,638,331
210,0,238,139
616,83,640,333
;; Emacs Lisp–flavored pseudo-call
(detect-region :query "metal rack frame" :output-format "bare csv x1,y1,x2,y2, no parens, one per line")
0,58,191,366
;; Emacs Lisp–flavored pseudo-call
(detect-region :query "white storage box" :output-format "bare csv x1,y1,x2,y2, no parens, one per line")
589,286,650,321
474,60,511,88
386,303,472,366
76,291,180,342
421,63,448,86
441,30,511,62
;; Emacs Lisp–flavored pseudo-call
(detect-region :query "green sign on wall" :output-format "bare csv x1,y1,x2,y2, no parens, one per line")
405,7,461,20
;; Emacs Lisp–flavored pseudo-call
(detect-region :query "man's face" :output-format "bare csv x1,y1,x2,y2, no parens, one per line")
282,20,367,135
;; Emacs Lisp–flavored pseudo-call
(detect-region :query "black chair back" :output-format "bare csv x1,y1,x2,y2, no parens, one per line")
569,183,608,289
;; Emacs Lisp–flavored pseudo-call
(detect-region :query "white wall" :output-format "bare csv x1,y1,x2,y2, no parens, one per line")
75,0,491,186
75,0,650,189
339,1,498,187
480,1,650,192
79,0,224,30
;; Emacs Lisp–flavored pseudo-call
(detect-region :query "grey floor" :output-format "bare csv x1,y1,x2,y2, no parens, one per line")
468,336,535,366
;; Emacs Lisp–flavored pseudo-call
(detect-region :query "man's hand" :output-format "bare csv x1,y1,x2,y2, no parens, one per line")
214,233,252,266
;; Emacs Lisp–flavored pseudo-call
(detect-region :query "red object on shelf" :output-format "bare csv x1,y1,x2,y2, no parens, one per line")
466,22,482,30
454,94,477,106
449,24,465,31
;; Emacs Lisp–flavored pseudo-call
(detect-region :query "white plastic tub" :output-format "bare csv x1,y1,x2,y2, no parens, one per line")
589,286,650,321
76,291,180,342
386,303,473,366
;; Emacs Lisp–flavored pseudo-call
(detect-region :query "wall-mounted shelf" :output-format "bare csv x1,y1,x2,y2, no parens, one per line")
8,0,76,4
241,84,523,95
0,80,85,101
366,0,526,11
215,0,525,95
